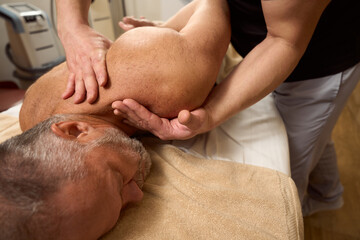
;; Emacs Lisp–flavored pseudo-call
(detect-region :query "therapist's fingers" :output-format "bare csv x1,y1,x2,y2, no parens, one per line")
178,108,208,129
112,99,210,140
81,57,99,104
62,44,77,100
91,36,111,89
113,99,162,131
112,99,182,140
178,108,209,131
58,25,112,105
92,52,108,88
114,100,199,140
62,72,76,100
119,16,137,31
178,110,191,125
119,16,156,31
118,21,135,31
73,71,86,104
112,100,130,117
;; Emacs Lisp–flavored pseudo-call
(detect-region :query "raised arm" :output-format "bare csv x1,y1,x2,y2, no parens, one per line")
178,0,230,62
120,0,228,36
111,0,231,136
119,0,230,74
118,1,198,32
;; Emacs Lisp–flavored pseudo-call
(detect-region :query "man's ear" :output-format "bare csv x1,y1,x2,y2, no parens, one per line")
51,121,94,140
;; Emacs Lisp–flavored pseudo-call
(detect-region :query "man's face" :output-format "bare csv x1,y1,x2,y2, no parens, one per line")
52,126,151,240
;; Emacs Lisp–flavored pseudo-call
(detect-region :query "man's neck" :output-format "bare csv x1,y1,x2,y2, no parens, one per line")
83,114,137,136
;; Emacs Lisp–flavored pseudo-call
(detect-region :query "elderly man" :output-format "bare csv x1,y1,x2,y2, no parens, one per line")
0,0,230,239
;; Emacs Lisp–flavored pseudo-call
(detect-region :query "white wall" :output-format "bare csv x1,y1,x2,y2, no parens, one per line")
161,0,186,21
124,0,186,22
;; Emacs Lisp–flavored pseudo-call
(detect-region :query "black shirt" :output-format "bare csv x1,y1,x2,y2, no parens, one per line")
227,0,360,81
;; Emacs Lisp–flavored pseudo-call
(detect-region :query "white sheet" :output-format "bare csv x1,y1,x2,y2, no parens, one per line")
1,102,22,118
172,93,290,175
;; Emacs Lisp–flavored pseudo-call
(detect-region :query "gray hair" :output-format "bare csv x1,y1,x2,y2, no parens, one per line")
0,115,90,240
0,114,152,240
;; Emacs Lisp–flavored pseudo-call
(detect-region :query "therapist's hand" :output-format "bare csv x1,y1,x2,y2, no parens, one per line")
119,16,157,31
112,99,212,140
59,25,112,104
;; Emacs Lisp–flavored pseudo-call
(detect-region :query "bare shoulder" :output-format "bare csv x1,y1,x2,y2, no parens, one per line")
108,27,186,62
105,27,217,118
20,63,68,130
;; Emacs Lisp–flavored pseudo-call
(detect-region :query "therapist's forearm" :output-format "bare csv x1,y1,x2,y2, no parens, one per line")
204,35,304,128
55,0,91,35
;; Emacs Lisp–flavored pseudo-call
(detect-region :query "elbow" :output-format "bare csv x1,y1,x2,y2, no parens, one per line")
265,33,307,60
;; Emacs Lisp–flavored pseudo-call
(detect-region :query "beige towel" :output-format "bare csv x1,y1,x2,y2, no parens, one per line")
0,113,303,239
102,139,303,240
0,114,22,143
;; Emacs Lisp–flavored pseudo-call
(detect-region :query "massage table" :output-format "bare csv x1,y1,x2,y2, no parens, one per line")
0,46,303,239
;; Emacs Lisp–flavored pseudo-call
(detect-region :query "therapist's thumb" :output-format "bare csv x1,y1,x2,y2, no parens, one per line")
178,109,205,130
178,110,191,124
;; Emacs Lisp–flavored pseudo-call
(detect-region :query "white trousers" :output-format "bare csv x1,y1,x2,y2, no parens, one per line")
273,62,360,209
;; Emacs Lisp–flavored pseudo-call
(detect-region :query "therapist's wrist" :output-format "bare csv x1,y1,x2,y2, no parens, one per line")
57,20,88,35
57,22,93,46
56,8,91,36
202,105,218,133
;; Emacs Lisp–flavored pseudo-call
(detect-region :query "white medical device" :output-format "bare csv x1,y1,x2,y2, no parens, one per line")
0,2,64,80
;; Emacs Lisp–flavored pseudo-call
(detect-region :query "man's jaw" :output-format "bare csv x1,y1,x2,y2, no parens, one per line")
133,158,146,189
